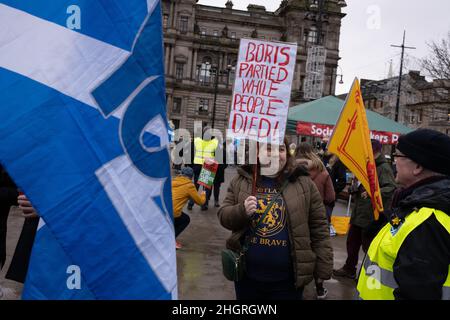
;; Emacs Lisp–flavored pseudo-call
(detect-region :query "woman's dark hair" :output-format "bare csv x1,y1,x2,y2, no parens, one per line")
240,137,297,185
295,142,314,159
295,142,326,172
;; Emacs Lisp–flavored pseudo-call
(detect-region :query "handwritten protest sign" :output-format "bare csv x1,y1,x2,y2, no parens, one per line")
228,39,297,144
197,159,219,189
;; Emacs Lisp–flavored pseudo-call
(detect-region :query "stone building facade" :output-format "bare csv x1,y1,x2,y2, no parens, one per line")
361,71,450,136
405,78,450,135
162,0,347,135
361,71,428,125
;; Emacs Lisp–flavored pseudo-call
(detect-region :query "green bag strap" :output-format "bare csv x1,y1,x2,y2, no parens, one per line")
241,180,289,253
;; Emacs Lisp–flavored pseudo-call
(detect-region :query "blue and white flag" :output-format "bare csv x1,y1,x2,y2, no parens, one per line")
0,0,177,299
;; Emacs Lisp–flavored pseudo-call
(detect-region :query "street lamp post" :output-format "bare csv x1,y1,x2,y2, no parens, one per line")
307,0,326,45
211,68,219,129
304,1,347,100
303,0,327,100
211,65,233,129
329,66,344,96
315,0,325,46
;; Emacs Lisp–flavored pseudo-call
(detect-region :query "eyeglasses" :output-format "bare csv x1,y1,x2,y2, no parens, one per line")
392,153,408,159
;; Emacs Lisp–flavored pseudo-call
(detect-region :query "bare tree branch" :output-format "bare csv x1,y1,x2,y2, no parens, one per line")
421,32,450,79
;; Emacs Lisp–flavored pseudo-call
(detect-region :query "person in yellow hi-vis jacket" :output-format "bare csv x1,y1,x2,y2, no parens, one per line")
188,126,218,211
357,129,450,300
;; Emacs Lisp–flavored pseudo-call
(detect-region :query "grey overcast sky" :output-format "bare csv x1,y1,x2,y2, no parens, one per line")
197,0,450,94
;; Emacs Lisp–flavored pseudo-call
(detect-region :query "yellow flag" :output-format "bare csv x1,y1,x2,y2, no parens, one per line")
328,78,383,220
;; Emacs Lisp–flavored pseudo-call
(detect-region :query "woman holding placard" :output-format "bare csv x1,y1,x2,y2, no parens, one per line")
218,139,333,300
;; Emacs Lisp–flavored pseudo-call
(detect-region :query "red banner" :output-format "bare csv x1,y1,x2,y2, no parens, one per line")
296,121,400,145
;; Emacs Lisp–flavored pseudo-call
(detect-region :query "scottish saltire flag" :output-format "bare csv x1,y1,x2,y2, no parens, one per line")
0,0,177,299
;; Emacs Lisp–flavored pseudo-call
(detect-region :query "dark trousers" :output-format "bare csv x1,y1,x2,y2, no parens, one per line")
0,206,10,270
235,276,304,300
344,224,373,274
325,205,333,224
206,181,222,203
174,212,190,238
5,217,39,283
188,165,202,207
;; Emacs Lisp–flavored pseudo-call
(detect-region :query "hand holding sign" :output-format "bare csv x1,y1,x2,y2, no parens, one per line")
244,196,258,216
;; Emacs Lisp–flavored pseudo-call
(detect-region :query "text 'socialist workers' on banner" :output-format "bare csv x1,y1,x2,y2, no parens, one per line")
296,121,401,145
228,39,298,144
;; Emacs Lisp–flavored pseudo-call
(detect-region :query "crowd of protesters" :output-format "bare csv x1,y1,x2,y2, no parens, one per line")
218,128,449,300
1,128,449,300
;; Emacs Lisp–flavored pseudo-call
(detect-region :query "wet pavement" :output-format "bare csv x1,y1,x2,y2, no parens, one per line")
0,207,24,300
1,167,362,300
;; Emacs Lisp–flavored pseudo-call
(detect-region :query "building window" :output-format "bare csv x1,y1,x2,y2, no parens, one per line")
163,14,169,29
201,29,207,38
180,16,189,34
229,67,236,85
176,63,184,81
418,109,423,123
213,30,219,37
377,100,383,109
172,97,182,114
231,32,236,39
310,0,320,7
172,119,180,130
423,90,431,102
300,76,306,91
197,58,212,85
436,88,449,100
409,110,416,124
432,108,445,121
225,59,237,85
307,26,318,44
199,99,209,114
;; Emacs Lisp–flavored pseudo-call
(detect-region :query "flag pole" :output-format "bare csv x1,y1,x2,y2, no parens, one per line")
346,194,352,217
252,142,259,196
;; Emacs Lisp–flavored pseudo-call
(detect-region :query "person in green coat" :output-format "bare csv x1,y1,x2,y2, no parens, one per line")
333,139,396,279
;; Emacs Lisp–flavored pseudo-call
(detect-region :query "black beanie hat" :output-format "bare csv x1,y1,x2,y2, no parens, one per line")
397,129,450,176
